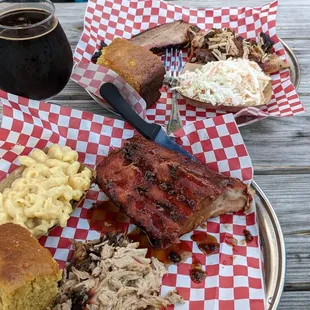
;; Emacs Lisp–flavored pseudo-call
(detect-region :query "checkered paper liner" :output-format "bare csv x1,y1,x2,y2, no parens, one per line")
71,62,147,119
71,0,304,127
0,92,265,310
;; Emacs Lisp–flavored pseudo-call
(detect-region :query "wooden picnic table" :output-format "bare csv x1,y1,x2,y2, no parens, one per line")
1,0,309,308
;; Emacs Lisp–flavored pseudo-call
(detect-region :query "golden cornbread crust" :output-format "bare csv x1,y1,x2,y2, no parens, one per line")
0,223,61,310
97,38,165,107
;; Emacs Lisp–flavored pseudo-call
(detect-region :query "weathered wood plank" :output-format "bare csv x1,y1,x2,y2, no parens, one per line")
239,109,310,170
282,235,310,287
57,9,84,43
254,175,310,236
254,175,310,287
278,291,310,310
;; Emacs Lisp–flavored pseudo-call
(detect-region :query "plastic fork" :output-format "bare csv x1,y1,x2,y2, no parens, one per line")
164,48,184,135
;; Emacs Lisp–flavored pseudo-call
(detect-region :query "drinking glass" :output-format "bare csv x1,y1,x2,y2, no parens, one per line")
0,0,73,100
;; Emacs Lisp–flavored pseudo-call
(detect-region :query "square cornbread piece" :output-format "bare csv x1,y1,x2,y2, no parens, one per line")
0,223,62,310
97,38,165,108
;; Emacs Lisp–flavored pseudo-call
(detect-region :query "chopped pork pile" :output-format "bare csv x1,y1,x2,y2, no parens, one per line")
51,234,184,310
188,27,290,74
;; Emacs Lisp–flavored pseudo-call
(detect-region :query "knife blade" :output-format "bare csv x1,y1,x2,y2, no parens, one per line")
99,83,198,162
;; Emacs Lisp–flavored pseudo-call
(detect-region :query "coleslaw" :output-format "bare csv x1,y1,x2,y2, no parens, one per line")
177,59,271,106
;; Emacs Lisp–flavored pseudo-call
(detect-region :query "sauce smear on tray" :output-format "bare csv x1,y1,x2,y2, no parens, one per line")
243,229,254,242
191,231,220,255
87,203,191,265
127,228,192,265
87,201,129,233
224,236,238,247
190,261,206,284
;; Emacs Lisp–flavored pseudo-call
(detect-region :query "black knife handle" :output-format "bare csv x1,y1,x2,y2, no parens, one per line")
100,83,161,140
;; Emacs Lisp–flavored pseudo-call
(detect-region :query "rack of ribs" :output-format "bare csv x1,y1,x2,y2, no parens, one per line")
96,136,251,249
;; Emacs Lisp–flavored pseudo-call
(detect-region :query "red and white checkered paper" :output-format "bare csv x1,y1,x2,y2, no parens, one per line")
72,0,304,127
0,91,265,310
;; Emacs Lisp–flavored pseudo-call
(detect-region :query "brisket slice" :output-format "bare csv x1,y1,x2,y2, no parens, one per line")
96,136,250,249
129,20,196,54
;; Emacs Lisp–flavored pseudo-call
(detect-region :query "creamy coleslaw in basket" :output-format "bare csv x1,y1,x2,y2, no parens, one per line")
177,59,271,106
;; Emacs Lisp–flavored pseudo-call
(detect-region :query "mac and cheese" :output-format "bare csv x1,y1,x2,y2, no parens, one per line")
0,144,93,237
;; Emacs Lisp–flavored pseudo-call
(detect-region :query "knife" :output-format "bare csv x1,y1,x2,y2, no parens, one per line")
99,83,198,162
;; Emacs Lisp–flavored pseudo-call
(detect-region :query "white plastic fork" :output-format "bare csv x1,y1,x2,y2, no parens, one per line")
164,48,184,135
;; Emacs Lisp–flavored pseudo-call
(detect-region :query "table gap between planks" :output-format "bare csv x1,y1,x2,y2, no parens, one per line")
0,0,309,309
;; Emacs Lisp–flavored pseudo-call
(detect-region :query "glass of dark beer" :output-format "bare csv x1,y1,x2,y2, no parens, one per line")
0,0,73,100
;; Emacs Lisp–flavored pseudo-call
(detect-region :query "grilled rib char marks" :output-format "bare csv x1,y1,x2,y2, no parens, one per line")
96,136,250,249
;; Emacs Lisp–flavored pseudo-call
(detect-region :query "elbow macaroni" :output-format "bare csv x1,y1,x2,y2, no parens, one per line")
0,144,93,237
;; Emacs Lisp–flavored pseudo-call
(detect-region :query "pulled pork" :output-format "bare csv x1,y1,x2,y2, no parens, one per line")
51,234,184,310
188,27,289,74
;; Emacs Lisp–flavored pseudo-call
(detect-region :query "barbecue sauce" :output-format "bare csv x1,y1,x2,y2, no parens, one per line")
87,204,191,266
190,231,220,255
127,228,192,265
190,261,206,284
199,223,207,229
243,229,253,242
87,201,129,234
224,236,238,247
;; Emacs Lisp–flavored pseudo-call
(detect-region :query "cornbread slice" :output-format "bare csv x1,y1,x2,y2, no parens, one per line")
0,223,62,310
97,38,165,108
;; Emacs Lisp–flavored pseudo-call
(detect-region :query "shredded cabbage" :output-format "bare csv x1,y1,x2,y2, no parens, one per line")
177,59,271,106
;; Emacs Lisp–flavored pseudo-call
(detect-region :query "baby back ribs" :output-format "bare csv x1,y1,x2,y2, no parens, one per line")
96,136,251,249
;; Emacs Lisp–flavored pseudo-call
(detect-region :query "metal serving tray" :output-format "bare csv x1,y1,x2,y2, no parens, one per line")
253,180,286,310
